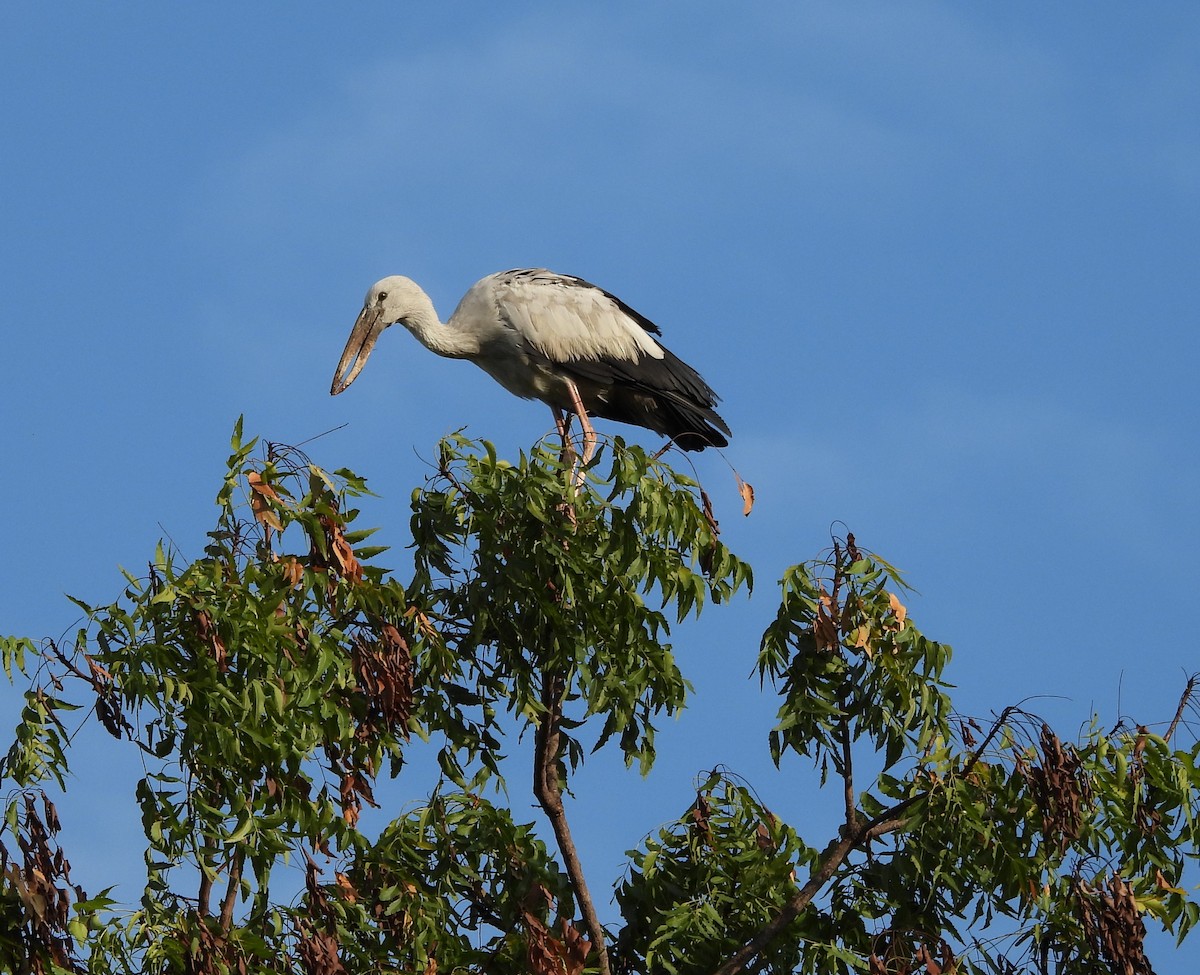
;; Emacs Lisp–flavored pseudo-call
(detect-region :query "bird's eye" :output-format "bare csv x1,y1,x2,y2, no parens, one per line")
377,291,388,302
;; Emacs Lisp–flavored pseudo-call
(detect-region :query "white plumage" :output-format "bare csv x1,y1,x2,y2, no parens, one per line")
330,269,729,461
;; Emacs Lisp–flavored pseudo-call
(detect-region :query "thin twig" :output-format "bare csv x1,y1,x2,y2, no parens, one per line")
962,705,1021,778
45,641,94,685
1165,674,1198,744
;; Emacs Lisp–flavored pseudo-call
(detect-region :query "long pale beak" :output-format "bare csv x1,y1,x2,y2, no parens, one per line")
330,305,386,395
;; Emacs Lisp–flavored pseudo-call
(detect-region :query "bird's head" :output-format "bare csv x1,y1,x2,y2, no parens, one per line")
330,276,424,395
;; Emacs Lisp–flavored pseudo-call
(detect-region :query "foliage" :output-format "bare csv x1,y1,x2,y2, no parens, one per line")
1,424,1197,975
614,771,816,974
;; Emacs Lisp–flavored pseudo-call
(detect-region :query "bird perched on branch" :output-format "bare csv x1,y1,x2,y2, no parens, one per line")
330,269,730,464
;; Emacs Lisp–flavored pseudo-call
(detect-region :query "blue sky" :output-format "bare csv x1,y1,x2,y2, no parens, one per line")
2,2,1198,967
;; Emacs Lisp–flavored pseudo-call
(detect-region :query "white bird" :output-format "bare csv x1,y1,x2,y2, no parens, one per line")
330,269,730,463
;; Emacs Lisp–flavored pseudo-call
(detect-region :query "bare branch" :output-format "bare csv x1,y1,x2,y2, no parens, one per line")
1165,674,1198,744
829,545,858,831
198,862,214,919
218,848,244,936
836,687,857,831
534,667,611,975
962,705,1021,778
44,640,92,684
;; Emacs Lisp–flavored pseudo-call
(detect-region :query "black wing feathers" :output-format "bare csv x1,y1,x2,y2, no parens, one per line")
560,348,730,451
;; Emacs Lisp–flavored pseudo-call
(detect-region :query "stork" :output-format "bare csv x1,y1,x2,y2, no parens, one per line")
330,269,730,465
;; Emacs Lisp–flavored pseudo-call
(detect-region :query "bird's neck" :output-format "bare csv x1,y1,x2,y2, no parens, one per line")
402,301,480,359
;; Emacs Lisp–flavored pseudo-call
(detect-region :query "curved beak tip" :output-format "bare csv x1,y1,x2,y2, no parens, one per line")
329,366,354,397
330,307,382,398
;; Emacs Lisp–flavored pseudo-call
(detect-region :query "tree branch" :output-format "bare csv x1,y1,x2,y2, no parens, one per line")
711,795,921,975
962,705,1019,778
835,683,858,832
218,848,244,935
1165,674,1198,744
197,843,215,918
713,706,1023,975
534,667,611,975
198,871,214,917
829,548,859,832
712,829,855,975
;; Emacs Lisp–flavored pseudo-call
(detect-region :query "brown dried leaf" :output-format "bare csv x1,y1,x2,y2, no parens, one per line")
295,927,348,975
846,532,861,563
334,871,357,903
850,623,875,659
86,657,113,682
7,865,46,918
1155,867,1186,896
247,471,285,532
887,591,908,627
524,912,591,975
556,919,592,975
915,944,942,975
814,589,839,651
699,489,720,535
405,607,440,643
524,913,555,975
338,771,375,826
755,820,775,852
246,470,279,499
281,557,304,587
303,853,329,914
352,625,413,742
318,515,362,582
193,610,229,673
1133,726,1148,762
691,791,713,845
41,797,60,834
1078,875,1153,975
735,472,755,516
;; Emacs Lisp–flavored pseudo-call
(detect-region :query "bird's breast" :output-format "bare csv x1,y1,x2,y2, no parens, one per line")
473,346,607,413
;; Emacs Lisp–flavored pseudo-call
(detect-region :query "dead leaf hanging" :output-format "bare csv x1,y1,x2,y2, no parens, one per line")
246,471,285,532
735,471,755,516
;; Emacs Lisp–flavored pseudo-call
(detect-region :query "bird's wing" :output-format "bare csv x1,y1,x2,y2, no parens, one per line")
485,269,666,364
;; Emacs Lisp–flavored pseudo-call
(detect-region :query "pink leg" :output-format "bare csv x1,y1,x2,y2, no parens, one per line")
564,381,597,466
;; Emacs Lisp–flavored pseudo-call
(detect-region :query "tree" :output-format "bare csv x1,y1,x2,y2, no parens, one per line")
2,424,1197,975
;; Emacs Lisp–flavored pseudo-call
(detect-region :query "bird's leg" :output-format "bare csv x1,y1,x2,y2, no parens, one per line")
564,381,597,469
